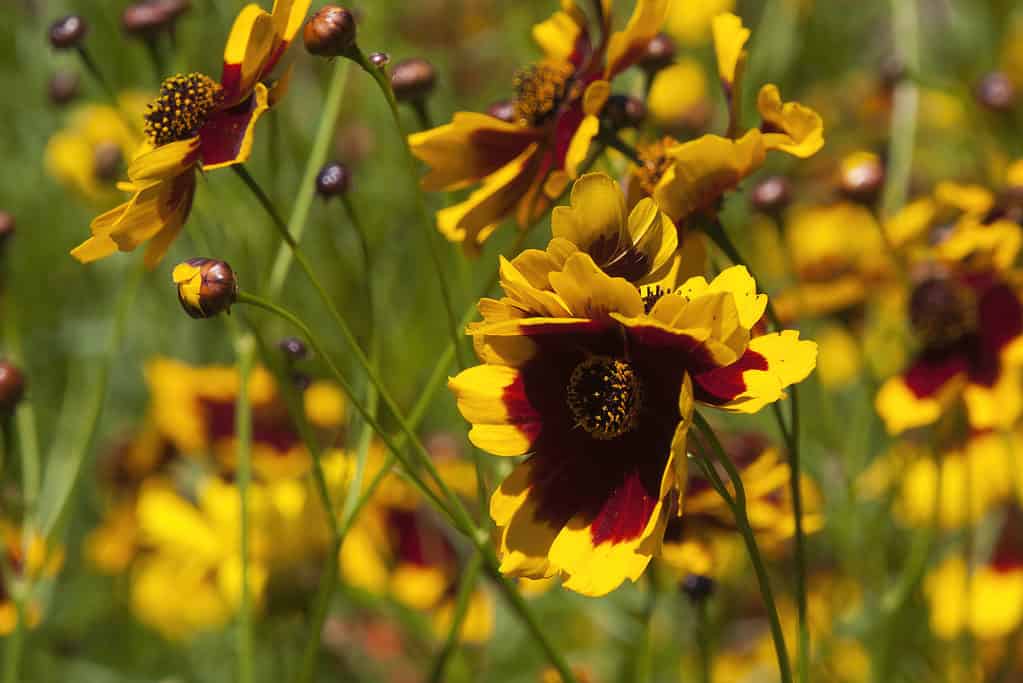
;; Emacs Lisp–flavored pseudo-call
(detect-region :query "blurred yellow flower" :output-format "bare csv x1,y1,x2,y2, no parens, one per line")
665,0,734,45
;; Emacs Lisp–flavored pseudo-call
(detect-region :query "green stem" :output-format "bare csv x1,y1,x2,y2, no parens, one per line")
234,333,256,683
75,44,118,103
3,294,40,515
236,291,460,527
267,60,351,299
1,598,24,683
35,260,143,539
427,552,484,683
880,0,920,218
696,600,712,683
347,46,466,369
701,216,807,679
693,412,793,683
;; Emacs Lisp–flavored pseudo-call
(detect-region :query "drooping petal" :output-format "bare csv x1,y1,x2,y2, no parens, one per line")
605,0,671,78
199,83,271,170
694,331,818,412
532,1,589,64
436,144,540,249
652,131,766,222
757,84,825,158
410,113,541,192
127,137,202,182
624,198,679,284
551,172,628,253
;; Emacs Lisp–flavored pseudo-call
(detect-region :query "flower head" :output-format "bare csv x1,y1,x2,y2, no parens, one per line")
450,252,816,595
173,258,238,319
71,0,311,267
409,0,671,251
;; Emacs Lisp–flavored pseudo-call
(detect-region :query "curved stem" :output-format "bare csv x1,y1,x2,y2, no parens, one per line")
694,412,793,683
234,333,256,683
267,60,351,299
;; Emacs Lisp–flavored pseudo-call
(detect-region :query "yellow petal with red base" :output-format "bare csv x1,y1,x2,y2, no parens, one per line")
625,198,679,284
410,113,541,192
757,84,825,158
605,0,671,78
875,374,955,435
532,1,587,63
548,252,645,319
551,172,627,251
448,365,540,456
221,4,275,106
200,83,271,170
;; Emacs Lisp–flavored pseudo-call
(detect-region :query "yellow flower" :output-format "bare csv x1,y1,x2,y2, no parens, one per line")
646,59,709,130
875,269,1023,434
145,356,346,480
815,324,862,390
450,234,816,594
44,92,149,201
665,0,735,45
409,0,670,250
925,508,1023,641
71,0,310,267
340,449,493,643
628,14,823,225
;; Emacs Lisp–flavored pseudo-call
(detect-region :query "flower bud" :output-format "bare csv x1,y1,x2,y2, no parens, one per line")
602,94,646,130
48,70,80,106
121,1,176,38
278,336,308,361
369,51,390,68
838,151,885,204
976,72,1016,112
315,161,351,198
487,100,516,123
638,33,676,76
93,142,124,182
390,58,437,104
0,212,16,250
49,15,88,49
681,574,715,603
303,6,357,57
750,175,792,214
173,258,238,319
0,362,26,415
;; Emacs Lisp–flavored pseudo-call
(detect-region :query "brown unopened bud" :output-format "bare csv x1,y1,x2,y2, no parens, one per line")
839,151,885,204
487,100,515,123
48,70,80,105
0,212,14,249
303,6,356,57
93,142,123,181
334,122,375,165
315,162,351,197
390,58,437,103
369,51,390,68
976,72,1016,112
0,362,25,415
603,94,646,130
121,2,175,37
639,33,676,75
172,258,238,319
750,175,792,214
49,15,88,49
153,0,191,22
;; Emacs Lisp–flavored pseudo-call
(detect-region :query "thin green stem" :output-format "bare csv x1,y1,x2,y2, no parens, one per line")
236,291,459,526
696,600,712,683
701,216,807,680
267,60,351,298
35,260,143,539
1,597,25,683
694,412,793,683
634,568,659,683
347,46,466,369
880,0,920,218
427,552,484,683
75,45,118,103
3,294,40,514
234,333,256,683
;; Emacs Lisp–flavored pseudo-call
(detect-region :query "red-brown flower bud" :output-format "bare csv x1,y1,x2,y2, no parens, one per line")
750,175,792,214
49,15,88,49
838,151,885,204
315,162,352,197
390,58,437,103
638,34,676,75
602,94,646,130
172,258,238,319
48,70,80,106
0,362,26,415
303,6,357,57
976,72,1016,112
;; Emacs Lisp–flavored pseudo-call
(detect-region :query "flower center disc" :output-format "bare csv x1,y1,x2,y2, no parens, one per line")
567,356,643,440
636,136,678,196
512,61,574,126
909,276,977,347
144,72,223,146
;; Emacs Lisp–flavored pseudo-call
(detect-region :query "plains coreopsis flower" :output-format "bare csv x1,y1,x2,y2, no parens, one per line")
627,13,824,224
409,0,670,250
71,0,310,267
449,251,817,595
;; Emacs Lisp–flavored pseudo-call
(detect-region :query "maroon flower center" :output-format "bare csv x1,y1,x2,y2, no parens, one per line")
909,276,977,348
512,61,575,127
566,356,643,440
144,72,223,146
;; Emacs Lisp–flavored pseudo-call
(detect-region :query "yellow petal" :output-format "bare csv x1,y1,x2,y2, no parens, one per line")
711,12,749,89
757,84,825,158
564,115,600,179
221,4,275,105
548,252,645,319
551,172,627,251
532,2,586,63
605,0,671,78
